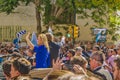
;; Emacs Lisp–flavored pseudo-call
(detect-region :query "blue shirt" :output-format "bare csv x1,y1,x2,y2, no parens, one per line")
33,45,49,68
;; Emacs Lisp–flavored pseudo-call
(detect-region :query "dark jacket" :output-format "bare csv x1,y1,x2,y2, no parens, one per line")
93,66,113,80
49,41,60,67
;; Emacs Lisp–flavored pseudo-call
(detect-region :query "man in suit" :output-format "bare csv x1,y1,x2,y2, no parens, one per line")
89,51,113,80
46,33,60,67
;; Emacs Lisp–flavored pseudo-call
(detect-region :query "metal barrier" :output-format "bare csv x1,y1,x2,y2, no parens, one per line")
0,26,36,42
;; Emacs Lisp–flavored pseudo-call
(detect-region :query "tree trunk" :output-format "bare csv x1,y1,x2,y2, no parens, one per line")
36,7,41,34
53,5,58,16
34,0,41,34
55,8,64,18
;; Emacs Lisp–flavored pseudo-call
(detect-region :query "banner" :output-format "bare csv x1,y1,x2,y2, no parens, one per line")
94,28,106,43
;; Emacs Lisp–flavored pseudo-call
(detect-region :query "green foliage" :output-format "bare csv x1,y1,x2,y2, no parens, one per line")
0,0,33,14
21,0,33,5
1,0,120,41
56,0,65,7
56,0,72,8
0,0,19,14
43,0,75,24
92,0,104,7
74,0,120,41
111,33,120,41
43,0,52,24
54,32,63,36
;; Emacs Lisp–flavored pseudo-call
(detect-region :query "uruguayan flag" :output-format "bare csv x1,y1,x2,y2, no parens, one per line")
96,31,101,43
17,30,26,41
31,32,38,46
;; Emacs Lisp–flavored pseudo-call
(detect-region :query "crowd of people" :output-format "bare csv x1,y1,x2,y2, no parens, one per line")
0,32,120,80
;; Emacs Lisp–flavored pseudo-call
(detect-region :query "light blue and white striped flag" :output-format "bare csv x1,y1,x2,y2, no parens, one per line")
96,31,101,43
31,32,38,46
16,30,26,41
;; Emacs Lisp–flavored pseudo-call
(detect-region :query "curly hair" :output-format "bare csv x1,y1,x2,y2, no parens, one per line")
2,60,12,77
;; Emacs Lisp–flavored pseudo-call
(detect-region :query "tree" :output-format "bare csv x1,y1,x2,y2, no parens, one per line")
0,0,75,34
43,0,120,41
43,0,75,25
73,0,120,41
41,0,76,35
0,0,42,34
1,0,120,41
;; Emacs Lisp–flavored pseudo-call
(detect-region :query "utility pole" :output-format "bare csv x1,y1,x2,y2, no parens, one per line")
72,0,76,46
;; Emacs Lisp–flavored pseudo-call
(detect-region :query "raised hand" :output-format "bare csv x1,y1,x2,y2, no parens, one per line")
52,57,63,71
26,32,31,41
25,32,34,50
73,64,88,77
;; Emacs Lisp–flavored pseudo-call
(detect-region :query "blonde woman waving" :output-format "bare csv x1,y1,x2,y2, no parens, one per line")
26,32,50,68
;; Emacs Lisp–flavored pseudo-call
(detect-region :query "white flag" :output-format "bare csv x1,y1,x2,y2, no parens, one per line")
48,27,53,34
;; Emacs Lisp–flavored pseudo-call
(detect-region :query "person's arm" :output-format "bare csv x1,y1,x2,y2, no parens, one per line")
52,57,62,71
43,57,63,80
26,32,34,50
